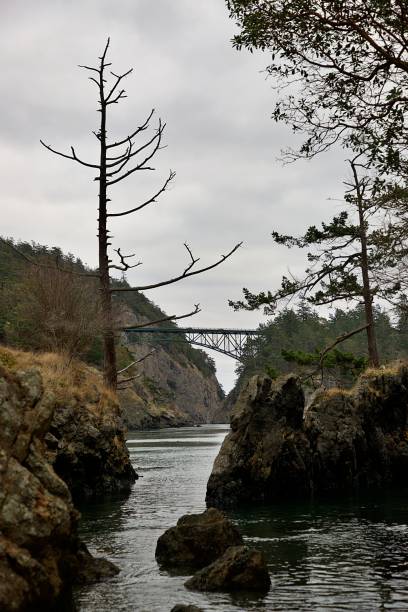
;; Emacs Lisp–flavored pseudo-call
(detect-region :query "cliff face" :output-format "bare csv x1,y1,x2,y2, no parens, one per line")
117,306,225,429
206,363,408,508
0,351,123,611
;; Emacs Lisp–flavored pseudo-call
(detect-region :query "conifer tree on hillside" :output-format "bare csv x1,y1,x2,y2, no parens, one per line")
230,156,408,366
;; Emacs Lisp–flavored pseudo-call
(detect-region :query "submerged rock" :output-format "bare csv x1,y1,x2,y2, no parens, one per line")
206,364,408,507
155,508,243,570
185,545,270,592
75,542,119,584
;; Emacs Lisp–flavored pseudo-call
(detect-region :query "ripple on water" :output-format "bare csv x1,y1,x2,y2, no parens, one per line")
75,425,408,611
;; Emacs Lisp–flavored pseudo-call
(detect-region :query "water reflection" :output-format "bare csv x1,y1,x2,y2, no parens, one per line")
75,425,408,611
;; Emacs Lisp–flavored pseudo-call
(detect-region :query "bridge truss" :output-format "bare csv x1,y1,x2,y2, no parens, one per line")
123,327,262,361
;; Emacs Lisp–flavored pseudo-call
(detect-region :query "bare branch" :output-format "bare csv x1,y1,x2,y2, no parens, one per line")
117,374,143,388
111,243,242,292
108,170,176,217
106,108,155,150
117,349,156,375
40,140,99,169
106,120,165,185
106,120,165,168
109,248,142,272
120,304,201,330
106,68,133,103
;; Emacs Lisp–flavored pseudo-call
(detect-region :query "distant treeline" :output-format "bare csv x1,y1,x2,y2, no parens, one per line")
232,303,408,398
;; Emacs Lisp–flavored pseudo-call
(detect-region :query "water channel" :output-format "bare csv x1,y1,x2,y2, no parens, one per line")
75,424,408,611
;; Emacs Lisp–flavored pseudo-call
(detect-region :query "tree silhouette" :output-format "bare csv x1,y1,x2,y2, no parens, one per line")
41,39,241,389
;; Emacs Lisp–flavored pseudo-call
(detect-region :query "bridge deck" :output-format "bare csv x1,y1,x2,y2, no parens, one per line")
123,326,262,361
123,327,262,334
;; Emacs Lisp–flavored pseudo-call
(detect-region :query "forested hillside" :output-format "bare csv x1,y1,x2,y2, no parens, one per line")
0,238,216,377
0,238,224,426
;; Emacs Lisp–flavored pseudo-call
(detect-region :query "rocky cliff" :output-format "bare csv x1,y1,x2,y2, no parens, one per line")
0,349,125,610
206,363,408,507
117,305,225,429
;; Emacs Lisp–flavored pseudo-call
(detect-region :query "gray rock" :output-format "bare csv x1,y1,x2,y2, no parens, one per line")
185,545,271,592
156,508,243,570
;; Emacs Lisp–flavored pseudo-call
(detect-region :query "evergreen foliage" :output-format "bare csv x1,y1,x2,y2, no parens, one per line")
235,303,408,392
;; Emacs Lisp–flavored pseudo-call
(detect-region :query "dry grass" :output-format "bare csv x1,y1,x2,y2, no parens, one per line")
0,344,116,408
362,361,406,379
323,386,353,398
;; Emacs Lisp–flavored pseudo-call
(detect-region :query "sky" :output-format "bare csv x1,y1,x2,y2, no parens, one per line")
1,1,347,391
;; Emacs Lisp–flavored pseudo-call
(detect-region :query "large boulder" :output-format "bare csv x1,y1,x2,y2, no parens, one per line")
45,382,137,500
207,375,310,507
0,362,118,611
207,364,408,507
155,508,243,570
185,545,270,592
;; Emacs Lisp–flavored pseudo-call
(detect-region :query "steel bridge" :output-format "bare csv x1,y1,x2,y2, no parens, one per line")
123,327,262,361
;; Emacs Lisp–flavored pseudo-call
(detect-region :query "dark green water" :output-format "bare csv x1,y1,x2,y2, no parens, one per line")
75,425,408,611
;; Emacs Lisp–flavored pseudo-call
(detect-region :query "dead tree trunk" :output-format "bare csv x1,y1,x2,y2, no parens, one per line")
41,39,241,390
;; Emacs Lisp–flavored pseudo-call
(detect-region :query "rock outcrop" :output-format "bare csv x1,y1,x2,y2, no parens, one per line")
206,364,408,507
45,382,137,500
185,546,270,593
155,508,243,570
0,358,119,611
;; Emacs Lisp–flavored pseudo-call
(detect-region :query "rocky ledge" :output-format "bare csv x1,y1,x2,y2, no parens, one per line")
0,347,139,610
206,364,408,507
0,360,120,611
45,376,137,501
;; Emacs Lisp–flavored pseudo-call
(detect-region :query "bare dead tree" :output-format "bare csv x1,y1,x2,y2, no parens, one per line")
41,39,241,389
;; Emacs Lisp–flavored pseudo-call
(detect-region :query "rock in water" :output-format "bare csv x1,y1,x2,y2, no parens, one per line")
206,375,310,507
46,384,137,500
155,508,243,570
185,545,271,592
206,365,408,507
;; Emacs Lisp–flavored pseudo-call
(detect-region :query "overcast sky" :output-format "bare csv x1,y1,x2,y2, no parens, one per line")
1,1,347,391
